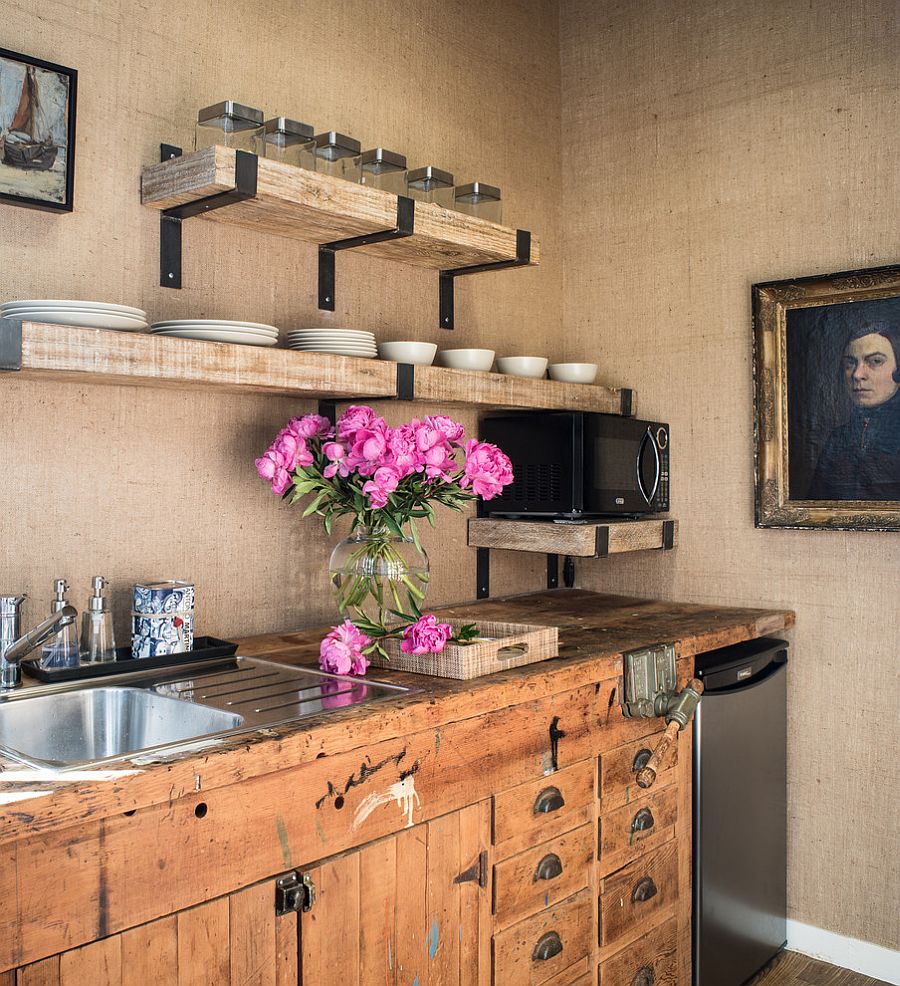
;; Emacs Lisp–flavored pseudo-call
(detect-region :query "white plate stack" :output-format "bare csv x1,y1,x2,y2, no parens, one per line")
149,320,279,347
1,299,149,331
285,328,377,359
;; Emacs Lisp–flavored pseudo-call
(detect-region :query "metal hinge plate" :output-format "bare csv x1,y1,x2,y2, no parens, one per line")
275,871,315,915
622,643,677,719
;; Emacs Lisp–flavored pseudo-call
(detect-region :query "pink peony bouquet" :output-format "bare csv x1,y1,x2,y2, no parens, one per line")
256,405,512,671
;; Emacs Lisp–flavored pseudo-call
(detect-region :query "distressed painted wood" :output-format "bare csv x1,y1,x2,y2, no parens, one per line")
599,839,678,949
412,364,628,413
599,914,678,986
13,321,397,400
177,898,230,986
141,147,541,271
229,882,276,986
599,785,678,876
598,727,675,812
120,916,178,986
467,518,677,557
0,592,793,847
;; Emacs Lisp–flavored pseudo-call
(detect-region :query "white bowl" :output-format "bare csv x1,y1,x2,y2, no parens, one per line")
548,362,598,384
437,348,495,371
496,356,548,379
378,341,438,365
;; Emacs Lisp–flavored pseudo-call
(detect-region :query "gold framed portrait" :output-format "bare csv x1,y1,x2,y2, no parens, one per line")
752,264,900,531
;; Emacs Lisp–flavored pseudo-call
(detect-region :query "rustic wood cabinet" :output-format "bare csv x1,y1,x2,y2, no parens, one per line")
1,591,793,986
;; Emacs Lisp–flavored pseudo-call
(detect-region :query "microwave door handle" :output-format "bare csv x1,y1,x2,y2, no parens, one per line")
637,429,661,504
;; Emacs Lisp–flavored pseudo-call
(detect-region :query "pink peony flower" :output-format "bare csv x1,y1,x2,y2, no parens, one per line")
273,430,313,471
424,415,466,445
322,440,352,479
337,405,378,442
347,418,392,476
388,423,425,478
401,614,453,655
319,619,372,676
362,465,401,509
460,440,514,499
288,414,334,440
255,449,294,494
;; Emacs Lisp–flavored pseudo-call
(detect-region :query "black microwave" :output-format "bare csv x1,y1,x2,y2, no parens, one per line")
481,412,670,517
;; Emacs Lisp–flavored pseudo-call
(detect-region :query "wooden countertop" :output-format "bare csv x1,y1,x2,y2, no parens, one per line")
0,590,793,844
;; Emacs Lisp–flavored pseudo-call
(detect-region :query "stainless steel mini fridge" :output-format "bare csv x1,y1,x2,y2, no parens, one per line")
693,637,788,986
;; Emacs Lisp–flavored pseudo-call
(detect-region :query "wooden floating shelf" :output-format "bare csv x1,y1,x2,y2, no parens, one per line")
6,322,397,400
141,146,541,271
467,517,678,557
3,321,634,413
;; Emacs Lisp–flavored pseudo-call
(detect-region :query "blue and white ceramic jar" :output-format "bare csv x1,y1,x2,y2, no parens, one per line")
131,581,194,658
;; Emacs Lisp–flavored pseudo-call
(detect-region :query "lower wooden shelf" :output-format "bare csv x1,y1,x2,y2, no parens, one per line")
467,517,678,557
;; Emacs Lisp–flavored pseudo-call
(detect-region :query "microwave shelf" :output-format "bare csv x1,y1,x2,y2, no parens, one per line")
467,517,678,558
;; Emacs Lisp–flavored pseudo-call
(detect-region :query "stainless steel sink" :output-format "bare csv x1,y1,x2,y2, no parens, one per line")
0,657,412,769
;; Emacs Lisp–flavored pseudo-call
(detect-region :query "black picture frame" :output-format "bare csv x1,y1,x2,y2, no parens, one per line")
752,264,900,531
0,46,77,213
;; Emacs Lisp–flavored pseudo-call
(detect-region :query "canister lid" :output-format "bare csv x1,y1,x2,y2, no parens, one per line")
455,181,501,201
264,117,315,141
197,100,264,127
359,147,407,170
406,165,454,188
313,131,361,158
134,580,194,592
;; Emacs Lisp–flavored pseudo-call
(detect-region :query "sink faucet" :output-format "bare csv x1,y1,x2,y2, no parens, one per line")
0,595,78,690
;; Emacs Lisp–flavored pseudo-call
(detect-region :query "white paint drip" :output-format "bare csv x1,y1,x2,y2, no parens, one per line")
0,790,53,805
351,775,421,832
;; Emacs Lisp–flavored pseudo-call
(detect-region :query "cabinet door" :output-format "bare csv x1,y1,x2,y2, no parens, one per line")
301,801,492,986
13,881,297,986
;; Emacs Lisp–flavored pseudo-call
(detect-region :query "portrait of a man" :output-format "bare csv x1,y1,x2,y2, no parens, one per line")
753,267,900,530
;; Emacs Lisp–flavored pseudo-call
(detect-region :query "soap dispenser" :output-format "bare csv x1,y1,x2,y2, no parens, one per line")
40,579,81,668
81,576,117,664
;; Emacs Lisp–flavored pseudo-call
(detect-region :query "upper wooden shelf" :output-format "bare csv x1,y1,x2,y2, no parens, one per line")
141,146,541,271
468,517,677,557
4,321,634,413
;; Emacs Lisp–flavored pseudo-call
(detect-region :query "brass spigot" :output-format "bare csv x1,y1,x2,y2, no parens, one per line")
635,677,704,789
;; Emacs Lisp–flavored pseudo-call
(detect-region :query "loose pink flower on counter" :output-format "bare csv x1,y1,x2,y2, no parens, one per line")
319,619,372,676
288,414,334,440
460,440,514,499
401,614,453,655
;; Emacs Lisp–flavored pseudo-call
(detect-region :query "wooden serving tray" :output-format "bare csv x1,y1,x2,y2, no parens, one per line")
372,621,559,680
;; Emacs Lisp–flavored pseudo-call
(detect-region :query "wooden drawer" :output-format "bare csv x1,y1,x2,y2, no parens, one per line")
599,915,677,986
493,888,593,986
599,728,677,812
599,785,677,875
494,823,594,929
599,839,678,948
494,760,595,858
540,959,594,986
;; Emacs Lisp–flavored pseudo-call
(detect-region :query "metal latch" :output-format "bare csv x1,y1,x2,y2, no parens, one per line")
275,871,316,915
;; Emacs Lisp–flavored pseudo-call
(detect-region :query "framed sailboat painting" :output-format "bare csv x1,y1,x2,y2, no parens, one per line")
0,48,76,212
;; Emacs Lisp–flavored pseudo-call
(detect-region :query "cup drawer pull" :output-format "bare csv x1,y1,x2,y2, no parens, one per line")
632,965,655,986
631,748,653,773
532,931,563,962
631,807,655,832
631,876,658,902
533,853,564,882
533,786,565,815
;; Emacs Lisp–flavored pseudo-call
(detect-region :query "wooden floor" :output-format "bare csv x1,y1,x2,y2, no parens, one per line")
754,950,892,986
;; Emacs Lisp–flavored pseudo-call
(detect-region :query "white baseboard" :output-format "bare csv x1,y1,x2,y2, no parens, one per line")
786,919,900,985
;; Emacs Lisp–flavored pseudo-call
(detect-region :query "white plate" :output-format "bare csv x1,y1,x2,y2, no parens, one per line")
2,299,146,317
151,325,278,339
287,342,377,351
152,327,276,341
151,319,278,333
151,328,278,346
2,311,148,331
286,332,376,341
287,348,376,360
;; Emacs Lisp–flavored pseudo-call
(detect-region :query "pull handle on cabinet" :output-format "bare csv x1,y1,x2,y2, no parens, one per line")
533,853,563,882
532,931,563,962
631,807,655,833
632,966,655,986
533,786,565,815
631,876,658,902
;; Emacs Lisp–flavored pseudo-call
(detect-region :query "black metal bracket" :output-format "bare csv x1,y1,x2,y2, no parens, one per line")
547,554,559,589
563,555,576,588
439,228,531,330
661,519,676,550
275,871,316,915
0,319,23,371
318,196,415,311
396,362,415,400
620,388,634,417
476,547,490,600
159,144,259,288
595,526,611,558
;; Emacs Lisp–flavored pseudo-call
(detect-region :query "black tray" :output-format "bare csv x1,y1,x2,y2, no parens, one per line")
22,636,239,683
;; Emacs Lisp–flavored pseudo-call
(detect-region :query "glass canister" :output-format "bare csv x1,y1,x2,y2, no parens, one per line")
256,116,315,169
195,100,264,152
454,181,502,223
358,147,408,194
405,166,455,208
313,131,362,181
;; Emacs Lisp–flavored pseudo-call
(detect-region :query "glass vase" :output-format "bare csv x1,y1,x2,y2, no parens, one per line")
328,526,429,628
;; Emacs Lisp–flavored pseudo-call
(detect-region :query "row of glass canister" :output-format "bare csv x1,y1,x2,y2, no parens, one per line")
194,100,503,222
